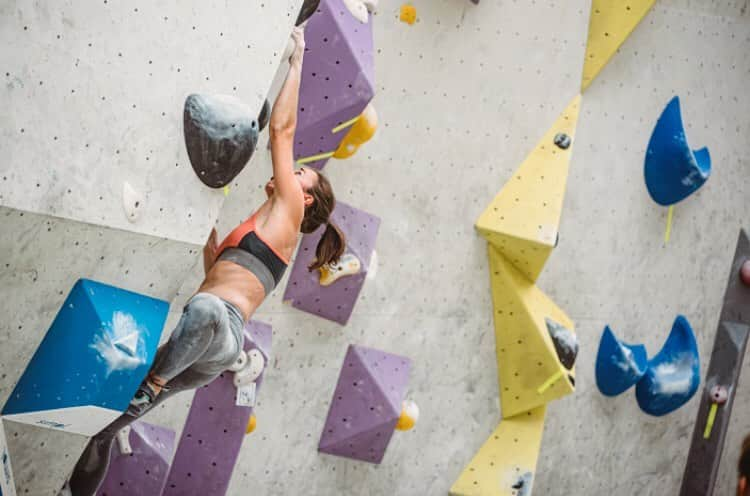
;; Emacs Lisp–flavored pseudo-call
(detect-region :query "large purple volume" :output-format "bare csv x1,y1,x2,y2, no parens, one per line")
294,0,375,169
96,422,175,496
318,345,412,464
161,320,272,496
283,201,380,325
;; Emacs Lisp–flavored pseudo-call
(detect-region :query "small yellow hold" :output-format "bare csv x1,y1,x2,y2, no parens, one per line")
246,414,257,434
223,185,230,197
395,400,419,431
703,403,718,439
399,4,417,25
332,142,360,160
333,104,378,160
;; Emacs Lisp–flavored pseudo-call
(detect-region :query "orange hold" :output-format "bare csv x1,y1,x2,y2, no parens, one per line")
394,400,419,431
246,414,257,434
400,4,417,25
333,104,378,160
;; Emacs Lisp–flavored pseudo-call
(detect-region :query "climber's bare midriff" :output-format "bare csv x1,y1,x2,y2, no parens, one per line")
197,261,266,322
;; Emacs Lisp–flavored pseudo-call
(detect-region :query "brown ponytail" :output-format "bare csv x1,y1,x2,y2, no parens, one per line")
740,434,750,480
301,171,346,271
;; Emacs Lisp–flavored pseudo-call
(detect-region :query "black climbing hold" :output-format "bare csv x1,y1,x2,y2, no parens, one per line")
258,99,271,133
183,94,259,189
568,374,575,387
511,472,533,496
553,132,571,150
554,232,560,248
545,318,578,370
296,0,321,26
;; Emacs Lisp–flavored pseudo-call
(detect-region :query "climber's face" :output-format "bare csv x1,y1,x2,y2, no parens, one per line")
265,167,319,199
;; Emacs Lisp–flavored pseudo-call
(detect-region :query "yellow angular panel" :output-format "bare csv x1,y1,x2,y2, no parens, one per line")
450,407,546,496
475,96,581,282
581,0,656,91
488,245,575,418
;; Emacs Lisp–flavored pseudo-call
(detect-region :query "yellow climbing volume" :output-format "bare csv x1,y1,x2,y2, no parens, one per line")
581,0,657,90
475,95,581,282
449,407,547,496
488,245,575,418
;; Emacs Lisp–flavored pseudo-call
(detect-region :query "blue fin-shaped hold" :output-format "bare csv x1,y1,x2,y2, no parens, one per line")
595,325,649,397
644,96,711,206
635,315,700,416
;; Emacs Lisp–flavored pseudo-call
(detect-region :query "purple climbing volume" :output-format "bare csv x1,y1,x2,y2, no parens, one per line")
318,345,412,463
294,0,375,169
283,201,380,325
96,422,175,496
161,320,272,496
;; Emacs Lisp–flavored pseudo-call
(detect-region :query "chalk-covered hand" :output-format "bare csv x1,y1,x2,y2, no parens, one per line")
289,26,306,66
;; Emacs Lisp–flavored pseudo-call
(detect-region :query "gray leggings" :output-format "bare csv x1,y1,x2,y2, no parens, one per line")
68,293,245,496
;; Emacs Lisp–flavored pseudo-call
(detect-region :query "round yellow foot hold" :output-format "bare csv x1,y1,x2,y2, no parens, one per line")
332,142,360,160
333,104,378,159
395,400,419,431
246,414,257,434
399,4,417,25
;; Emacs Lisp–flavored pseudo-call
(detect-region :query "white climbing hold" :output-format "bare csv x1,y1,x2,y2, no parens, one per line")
366,250,378,281
319,253,362,286
343,0,370,23
233,349,265,387
122,181,143,223
116,425,133,455
228,350,248,372
403,399,419,423
112,331,139,357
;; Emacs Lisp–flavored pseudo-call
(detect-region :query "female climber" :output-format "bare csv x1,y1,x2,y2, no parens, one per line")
66,26,345,495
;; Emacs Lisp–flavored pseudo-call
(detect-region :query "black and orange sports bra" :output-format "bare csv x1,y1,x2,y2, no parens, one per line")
215,212,289,295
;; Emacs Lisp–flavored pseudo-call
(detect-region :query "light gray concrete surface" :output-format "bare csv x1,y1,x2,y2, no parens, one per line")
0,1,302,494
538,4,750,495
0,0,749,495
0,206,202,495
0,0,301,245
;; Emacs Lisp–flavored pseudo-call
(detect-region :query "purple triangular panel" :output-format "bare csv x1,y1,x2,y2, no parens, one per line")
96,421,175,496
283,202,380,325
330,0,375,85
246,320,272,361
161,321,271,496
318,345,399,454
293,0,375,169
318,417,397,464
352,346,412,415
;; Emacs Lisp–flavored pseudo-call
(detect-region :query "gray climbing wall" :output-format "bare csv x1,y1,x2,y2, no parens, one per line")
0,0,301,244
0,0,302,494
0,1,749,496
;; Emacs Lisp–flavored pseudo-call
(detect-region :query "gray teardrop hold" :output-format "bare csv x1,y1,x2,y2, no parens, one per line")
258,99,271,133
183,94,259,188
296,0,321,25
546,318,578,370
